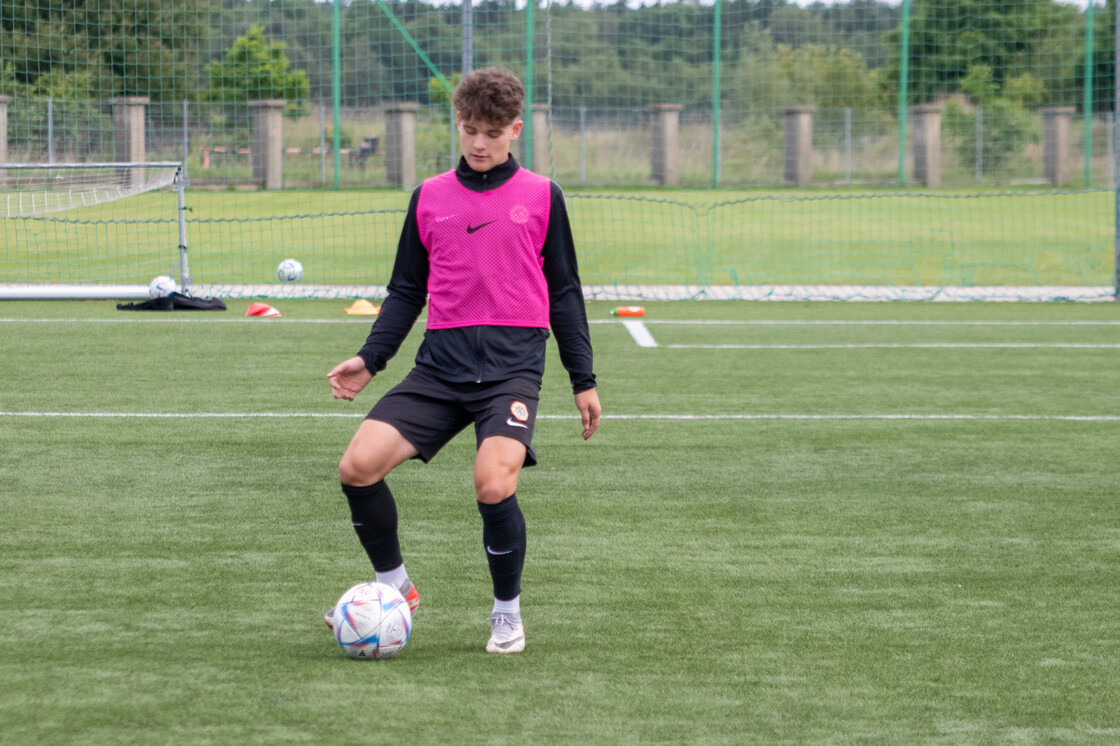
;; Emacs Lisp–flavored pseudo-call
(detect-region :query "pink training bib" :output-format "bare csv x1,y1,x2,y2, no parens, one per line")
417,167,552,330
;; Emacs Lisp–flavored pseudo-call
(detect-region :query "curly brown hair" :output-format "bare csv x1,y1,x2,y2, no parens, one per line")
452,68,524,126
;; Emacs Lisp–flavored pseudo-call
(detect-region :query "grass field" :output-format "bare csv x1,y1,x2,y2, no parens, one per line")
2,187,1113,290
2,298,1119,744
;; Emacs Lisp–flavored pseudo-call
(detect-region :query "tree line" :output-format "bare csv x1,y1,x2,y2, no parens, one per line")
0,0,1114,116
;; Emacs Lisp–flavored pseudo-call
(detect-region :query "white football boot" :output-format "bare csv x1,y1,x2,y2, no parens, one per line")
485,612,525,654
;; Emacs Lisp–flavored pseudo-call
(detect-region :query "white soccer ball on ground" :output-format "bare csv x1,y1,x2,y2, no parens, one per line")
148,275,178,298
277,258,304,282
330,582,412,660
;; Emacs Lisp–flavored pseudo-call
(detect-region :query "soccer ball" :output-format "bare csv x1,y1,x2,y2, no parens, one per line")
277,258,304,282
330,582,412,660
147,275,178,298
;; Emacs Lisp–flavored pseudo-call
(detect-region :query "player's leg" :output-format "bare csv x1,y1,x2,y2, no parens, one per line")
340,417,419,485
326,419,421,628
469,380,540,653
475,435,529,653
339,418,418,592
331,372,473,627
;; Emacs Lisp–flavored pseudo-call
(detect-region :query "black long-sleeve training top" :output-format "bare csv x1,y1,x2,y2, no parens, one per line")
357,155,596,394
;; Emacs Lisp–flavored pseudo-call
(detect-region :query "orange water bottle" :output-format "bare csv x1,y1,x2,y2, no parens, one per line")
611,306,645,317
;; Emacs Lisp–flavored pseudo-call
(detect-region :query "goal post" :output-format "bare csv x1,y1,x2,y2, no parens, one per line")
0,161,187,300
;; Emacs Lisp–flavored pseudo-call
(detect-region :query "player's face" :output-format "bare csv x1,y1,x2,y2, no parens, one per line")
457,114,522,173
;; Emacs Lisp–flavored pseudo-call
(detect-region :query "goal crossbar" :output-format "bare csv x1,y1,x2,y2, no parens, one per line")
0,161,185,169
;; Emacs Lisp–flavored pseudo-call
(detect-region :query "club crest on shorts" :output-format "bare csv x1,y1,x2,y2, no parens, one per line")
509,401,530,422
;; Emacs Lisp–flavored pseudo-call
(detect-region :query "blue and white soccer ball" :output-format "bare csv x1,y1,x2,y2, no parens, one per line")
147,275,178,299
277,258,304,282
330,582,412,660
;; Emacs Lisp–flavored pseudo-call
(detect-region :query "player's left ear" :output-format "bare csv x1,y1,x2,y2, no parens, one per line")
511,119,523,140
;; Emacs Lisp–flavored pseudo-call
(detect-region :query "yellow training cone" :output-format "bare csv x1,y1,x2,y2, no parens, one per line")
345,299,381,315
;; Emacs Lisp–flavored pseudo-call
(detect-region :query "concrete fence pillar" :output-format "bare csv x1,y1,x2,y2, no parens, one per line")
385,102,420,189
909,104,943,187
1041,107,1075,186
249,99,285,190
783,106,816,186
0,95,10,164
112,97,149,186
519,103,550,175
648,103,682,186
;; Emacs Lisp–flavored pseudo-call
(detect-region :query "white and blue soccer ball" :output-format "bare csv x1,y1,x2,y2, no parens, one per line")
147,275,178,299
330,582,412,660
277,258,304,282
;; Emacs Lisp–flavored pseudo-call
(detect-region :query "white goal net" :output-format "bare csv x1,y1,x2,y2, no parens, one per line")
0,162,187,299
1,162,180,218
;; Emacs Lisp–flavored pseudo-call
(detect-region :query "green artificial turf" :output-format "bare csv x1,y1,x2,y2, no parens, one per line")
1,299,1118,744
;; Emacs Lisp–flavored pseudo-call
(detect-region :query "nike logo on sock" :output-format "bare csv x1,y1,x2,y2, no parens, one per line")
466,221,495,234
486,546,515,556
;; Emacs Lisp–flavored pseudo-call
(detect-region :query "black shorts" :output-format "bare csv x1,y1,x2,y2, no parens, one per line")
366,368,541,467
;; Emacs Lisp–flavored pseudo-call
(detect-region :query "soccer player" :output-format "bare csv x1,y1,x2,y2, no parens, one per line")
325,67,601,654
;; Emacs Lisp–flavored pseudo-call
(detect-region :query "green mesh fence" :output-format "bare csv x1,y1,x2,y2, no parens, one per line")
0,0,1116,300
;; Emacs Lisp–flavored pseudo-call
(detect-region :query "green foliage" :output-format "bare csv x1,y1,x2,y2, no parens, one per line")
202,25,311,119
0,61,18,96
880,0,1083,104
0,0,1111,118
945,64,1043,174
428,72,461,125
1073,0,1116,113
0,68,111,156
0,0,202,102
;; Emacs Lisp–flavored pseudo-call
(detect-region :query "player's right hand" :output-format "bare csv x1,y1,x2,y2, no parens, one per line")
328,356,373,401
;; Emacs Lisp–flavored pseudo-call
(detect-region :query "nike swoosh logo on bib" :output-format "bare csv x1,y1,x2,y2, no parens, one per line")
466,221,495,234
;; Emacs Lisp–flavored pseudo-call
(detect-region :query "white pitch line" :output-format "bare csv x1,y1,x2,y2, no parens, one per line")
2,317,1119,326
621,319,658,347
629,320,1120,326
1,412,1118,422
0,317,378,324
668,343,1120,350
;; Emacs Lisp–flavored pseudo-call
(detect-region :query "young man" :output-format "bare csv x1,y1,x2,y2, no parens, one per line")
326,67,601,654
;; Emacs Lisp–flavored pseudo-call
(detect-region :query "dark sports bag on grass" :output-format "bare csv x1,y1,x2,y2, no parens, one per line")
117,292,227,311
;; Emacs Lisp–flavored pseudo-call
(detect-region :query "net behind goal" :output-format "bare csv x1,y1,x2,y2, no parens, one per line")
0,162,185,299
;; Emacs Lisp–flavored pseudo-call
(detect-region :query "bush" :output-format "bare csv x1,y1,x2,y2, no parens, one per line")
943,65,1042,175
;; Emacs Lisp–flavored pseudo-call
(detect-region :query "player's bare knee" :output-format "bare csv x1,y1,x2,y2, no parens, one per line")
339,452,386,487
475,474,516,504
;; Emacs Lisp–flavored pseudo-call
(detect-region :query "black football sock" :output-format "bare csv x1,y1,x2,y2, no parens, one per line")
477,494,526,602
342,480,403,573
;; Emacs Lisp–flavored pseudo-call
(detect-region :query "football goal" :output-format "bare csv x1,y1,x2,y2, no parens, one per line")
0,161,187,300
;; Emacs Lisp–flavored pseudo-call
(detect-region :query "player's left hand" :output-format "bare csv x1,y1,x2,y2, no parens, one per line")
574,388,601,440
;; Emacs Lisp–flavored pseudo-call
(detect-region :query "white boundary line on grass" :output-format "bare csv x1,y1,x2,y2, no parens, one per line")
621,319,658,347
2,411,1118,422
2,318,1119,326
612,318,1120,350
2,284,1114,302
635,320,1120,326
669,343,1120,349
580,285,1118,302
